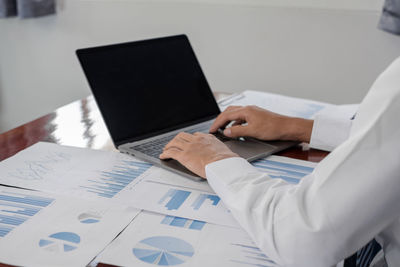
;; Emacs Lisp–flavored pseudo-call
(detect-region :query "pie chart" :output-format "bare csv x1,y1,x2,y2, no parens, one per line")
78,212,102,224
39,232,81,252
132,236,194,265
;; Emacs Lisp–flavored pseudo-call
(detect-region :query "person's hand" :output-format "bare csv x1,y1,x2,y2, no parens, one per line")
159,132,238,178
209,105,313,142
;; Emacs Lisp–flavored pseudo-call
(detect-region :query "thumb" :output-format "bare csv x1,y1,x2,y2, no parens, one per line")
224,125,250,138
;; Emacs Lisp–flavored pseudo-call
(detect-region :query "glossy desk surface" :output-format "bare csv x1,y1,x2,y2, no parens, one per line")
0,92,328,267
0,93,328,162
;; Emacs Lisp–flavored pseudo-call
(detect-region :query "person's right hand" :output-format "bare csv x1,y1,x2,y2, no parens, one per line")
209,105,313,143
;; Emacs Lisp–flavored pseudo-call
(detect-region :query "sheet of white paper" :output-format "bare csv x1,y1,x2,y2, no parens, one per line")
125,177,239,227
0,185,140,267
97,211,277,267
123,155,316,227
0,143,317,228
251,155,316,184
0,142,154,201
218,90,333,119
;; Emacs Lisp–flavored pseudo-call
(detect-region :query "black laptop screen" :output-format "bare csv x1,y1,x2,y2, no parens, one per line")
76,35,220,146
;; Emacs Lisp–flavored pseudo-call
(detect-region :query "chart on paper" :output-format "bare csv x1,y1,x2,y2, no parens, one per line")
0,142,152,202
0,185,141,267
128,180,238,227
97,211,277,267
79,160,151,199
161,215,206,231
218,90,331,119
251,156,315,184
0,190,55,238
133,236,195,266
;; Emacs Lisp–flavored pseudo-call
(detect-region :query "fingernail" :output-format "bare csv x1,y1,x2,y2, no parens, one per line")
224,128,231,136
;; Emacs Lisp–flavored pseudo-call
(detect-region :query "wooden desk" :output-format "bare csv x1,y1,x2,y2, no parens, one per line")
0,93,328,267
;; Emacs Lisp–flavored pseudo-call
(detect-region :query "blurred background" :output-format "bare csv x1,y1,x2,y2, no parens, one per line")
0,0,400,133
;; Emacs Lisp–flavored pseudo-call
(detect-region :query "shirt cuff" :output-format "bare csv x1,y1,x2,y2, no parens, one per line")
205,157,260,197
310,111,353,152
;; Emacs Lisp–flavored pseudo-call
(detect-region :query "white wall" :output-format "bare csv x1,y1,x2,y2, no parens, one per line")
0,0,399,132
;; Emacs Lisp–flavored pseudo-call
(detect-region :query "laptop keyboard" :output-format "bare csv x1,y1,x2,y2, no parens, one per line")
130,123,213,158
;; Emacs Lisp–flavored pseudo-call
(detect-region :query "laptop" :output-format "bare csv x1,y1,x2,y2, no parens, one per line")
76,35,295,181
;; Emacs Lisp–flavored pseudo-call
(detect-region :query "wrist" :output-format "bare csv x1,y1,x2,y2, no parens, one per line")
206,153,239,166
282,117,314,143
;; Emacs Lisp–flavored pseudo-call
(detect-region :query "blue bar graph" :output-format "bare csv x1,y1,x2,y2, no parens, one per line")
230,243,275,267
251,159,314,184
80,160,152,199
161,215,206,231
191,194,220,210
0,190,54,238
158,189,191,210
0,225,13,237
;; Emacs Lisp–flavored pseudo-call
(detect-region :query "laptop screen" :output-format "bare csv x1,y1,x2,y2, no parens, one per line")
76,35,220,146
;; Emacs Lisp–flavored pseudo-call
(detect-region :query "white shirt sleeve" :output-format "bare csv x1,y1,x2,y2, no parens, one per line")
206,57,400,267
309,107,355,152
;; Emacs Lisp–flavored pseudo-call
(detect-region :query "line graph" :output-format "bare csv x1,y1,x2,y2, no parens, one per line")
7,152,71,180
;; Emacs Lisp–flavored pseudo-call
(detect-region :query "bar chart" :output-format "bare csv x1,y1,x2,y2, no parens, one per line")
191,194,220,210
161,215,206,231
0,191,54,238
230,243,275,267
251,158,314,184
80,160,152,199
158,189,191,210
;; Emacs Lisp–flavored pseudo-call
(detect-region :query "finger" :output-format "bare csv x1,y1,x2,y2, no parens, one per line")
176,132,194,142
209,106,242,133
193,132,219,141
209,108,247,133
163,137,188,151
159,147,183,160
223,124,251,138
193,132,208,137
225,105,241,111
231,120,245,127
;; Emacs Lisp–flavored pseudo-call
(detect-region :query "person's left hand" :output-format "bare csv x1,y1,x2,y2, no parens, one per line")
159,132,238,178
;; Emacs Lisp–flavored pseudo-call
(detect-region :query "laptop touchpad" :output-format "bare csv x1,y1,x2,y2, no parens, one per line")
224,139,276,161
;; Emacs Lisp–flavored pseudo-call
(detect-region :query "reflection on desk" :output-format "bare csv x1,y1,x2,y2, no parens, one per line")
0,93,328,163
